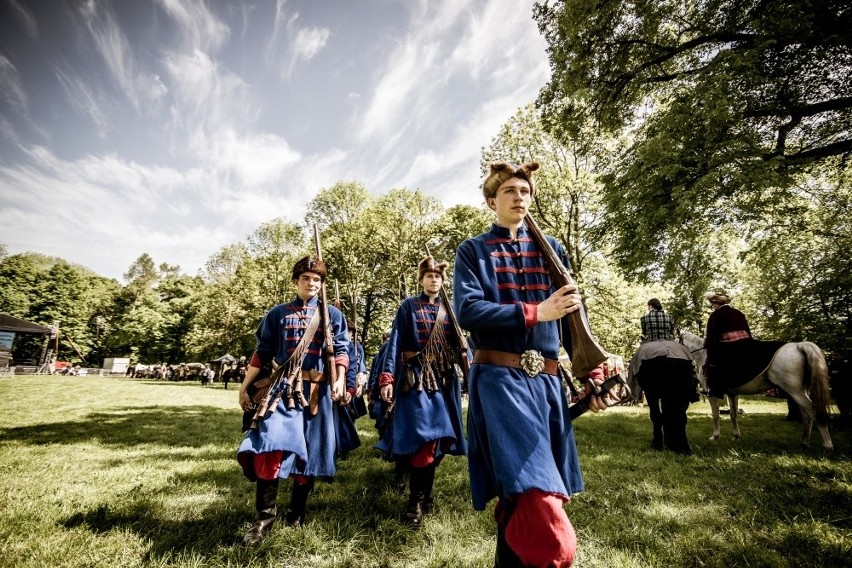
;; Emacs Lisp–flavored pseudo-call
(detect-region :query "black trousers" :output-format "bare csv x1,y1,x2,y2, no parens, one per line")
638,356,694,454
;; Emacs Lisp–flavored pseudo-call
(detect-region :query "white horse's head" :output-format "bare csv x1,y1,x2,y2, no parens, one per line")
678,330,708,390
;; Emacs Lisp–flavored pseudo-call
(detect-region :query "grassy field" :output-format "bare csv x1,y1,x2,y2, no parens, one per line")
0,375,849,568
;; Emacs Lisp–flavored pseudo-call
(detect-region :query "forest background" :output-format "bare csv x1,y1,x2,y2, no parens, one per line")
1,0,850,368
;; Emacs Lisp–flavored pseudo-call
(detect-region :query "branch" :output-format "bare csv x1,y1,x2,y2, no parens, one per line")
746,97,852,119
770,138,852,163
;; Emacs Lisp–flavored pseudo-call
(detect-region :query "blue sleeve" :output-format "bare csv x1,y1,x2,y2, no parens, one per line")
346,341,357,387
329,305,350,368
254,306,281,365
381,301,409,380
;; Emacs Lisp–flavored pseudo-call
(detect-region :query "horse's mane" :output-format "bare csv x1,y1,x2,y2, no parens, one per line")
679,330,704,352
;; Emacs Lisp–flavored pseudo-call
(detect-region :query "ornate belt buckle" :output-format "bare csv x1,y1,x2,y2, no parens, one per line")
520,350,545,377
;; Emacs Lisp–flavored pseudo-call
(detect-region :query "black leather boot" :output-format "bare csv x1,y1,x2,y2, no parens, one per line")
421,464,437,515
243,478,279,546
393,460,410,494
285,478,314,527
402,467,427,530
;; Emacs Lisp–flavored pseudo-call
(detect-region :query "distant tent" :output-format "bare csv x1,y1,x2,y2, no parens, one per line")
209,353,237,364
0,314,50,334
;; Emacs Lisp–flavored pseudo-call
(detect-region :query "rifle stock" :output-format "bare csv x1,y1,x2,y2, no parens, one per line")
524,213,608,378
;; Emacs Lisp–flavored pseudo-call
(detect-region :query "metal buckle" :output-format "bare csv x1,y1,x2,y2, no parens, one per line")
520,350,545,377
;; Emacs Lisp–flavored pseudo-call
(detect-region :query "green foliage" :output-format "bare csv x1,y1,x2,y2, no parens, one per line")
738,162,852,349
533,0,852,349
245,219,308,309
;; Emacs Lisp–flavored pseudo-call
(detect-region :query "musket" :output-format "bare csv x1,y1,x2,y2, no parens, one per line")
314,224,337,383
524,213,608,378
424,244,471,381
567,373,629,420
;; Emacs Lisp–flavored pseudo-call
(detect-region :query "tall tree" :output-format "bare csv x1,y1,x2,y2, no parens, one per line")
534,0,852,273
187,244,257,359
245,219,307,309
306,182,378,341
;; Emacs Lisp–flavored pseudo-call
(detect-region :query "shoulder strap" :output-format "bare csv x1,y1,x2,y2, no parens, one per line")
425,300,447,347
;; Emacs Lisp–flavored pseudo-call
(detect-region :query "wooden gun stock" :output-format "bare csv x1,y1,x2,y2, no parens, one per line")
524,213,608,378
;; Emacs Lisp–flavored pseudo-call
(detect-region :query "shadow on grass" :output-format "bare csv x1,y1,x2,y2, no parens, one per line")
0,405,242,448
24,407,451,560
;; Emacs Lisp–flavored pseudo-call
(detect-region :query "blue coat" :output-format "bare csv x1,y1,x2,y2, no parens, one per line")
374,293,467,459
368,341,390,425
454,223,584,510
237,295,350,479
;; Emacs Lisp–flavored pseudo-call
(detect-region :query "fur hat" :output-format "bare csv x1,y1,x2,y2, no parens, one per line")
292,255,328,282
706,293,731,305
482,161,540,199
418,255,448,281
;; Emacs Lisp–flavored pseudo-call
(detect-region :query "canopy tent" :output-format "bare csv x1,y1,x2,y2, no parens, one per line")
209,353,237,364
0,314,50,334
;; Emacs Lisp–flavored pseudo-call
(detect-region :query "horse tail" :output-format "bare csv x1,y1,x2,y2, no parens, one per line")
798,342,831,424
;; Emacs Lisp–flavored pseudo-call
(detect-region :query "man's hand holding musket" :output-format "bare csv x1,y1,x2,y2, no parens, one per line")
534,284,610,413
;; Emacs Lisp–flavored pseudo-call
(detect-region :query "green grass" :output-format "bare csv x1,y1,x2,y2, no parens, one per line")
0,376,850,567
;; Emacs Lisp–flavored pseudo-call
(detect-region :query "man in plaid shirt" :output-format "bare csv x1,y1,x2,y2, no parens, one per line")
640,298,675,341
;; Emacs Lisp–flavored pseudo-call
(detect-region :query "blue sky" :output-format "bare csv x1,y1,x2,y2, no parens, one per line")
0,0,550,280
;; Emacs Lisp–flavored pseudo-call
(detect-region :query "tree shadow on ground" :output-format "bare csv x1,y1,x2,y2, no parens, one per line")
0,405,242,448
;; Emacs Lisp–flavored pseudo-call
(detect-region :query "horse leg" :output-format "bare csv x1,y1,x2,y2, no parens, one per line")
770,343,834,450
728,395,741,440
709,397,722,441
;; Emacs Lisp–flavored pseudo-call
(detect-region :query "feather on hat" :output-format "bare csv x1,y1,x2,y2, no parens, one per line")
482,161,540,199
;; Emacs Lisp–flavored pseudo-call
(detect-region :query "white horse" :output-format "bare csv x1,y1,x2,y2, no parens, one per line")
679,330,833,450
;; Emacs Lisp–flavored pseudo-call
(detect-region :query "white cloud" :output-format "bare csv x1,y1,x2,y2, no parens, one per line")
264,1,330,80
288,26,330,75
53,68,110,137
8,0,38,39
156,0,231,53
161,49,255,146
355,0,549,199
0,55,28,112
77,0,167,112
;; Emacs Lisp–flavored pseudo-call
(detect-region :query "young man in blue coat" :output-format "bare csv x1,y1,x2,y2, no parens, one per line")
237,256,350,545
454,161,607,567
377,255,467,530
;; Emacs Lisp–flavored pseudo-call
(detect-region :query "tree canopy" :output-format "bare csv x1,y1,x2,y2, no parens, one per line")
534,0,852,274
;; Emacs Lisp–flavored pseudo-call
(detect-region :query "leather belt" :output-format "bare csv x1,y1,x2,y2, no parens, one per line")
473,349,559,376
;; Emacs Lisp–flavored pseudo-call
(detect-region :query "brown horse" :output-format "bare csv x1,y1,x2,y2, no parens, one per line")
679,331,833,450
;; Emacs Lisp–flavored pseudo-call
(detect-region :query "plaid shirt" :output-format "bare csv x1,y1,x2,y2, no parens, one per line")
641,309,675,341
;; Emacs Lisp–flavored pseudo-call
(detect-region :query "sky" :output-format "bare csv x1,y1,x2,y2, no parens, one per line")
0,0,551,281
